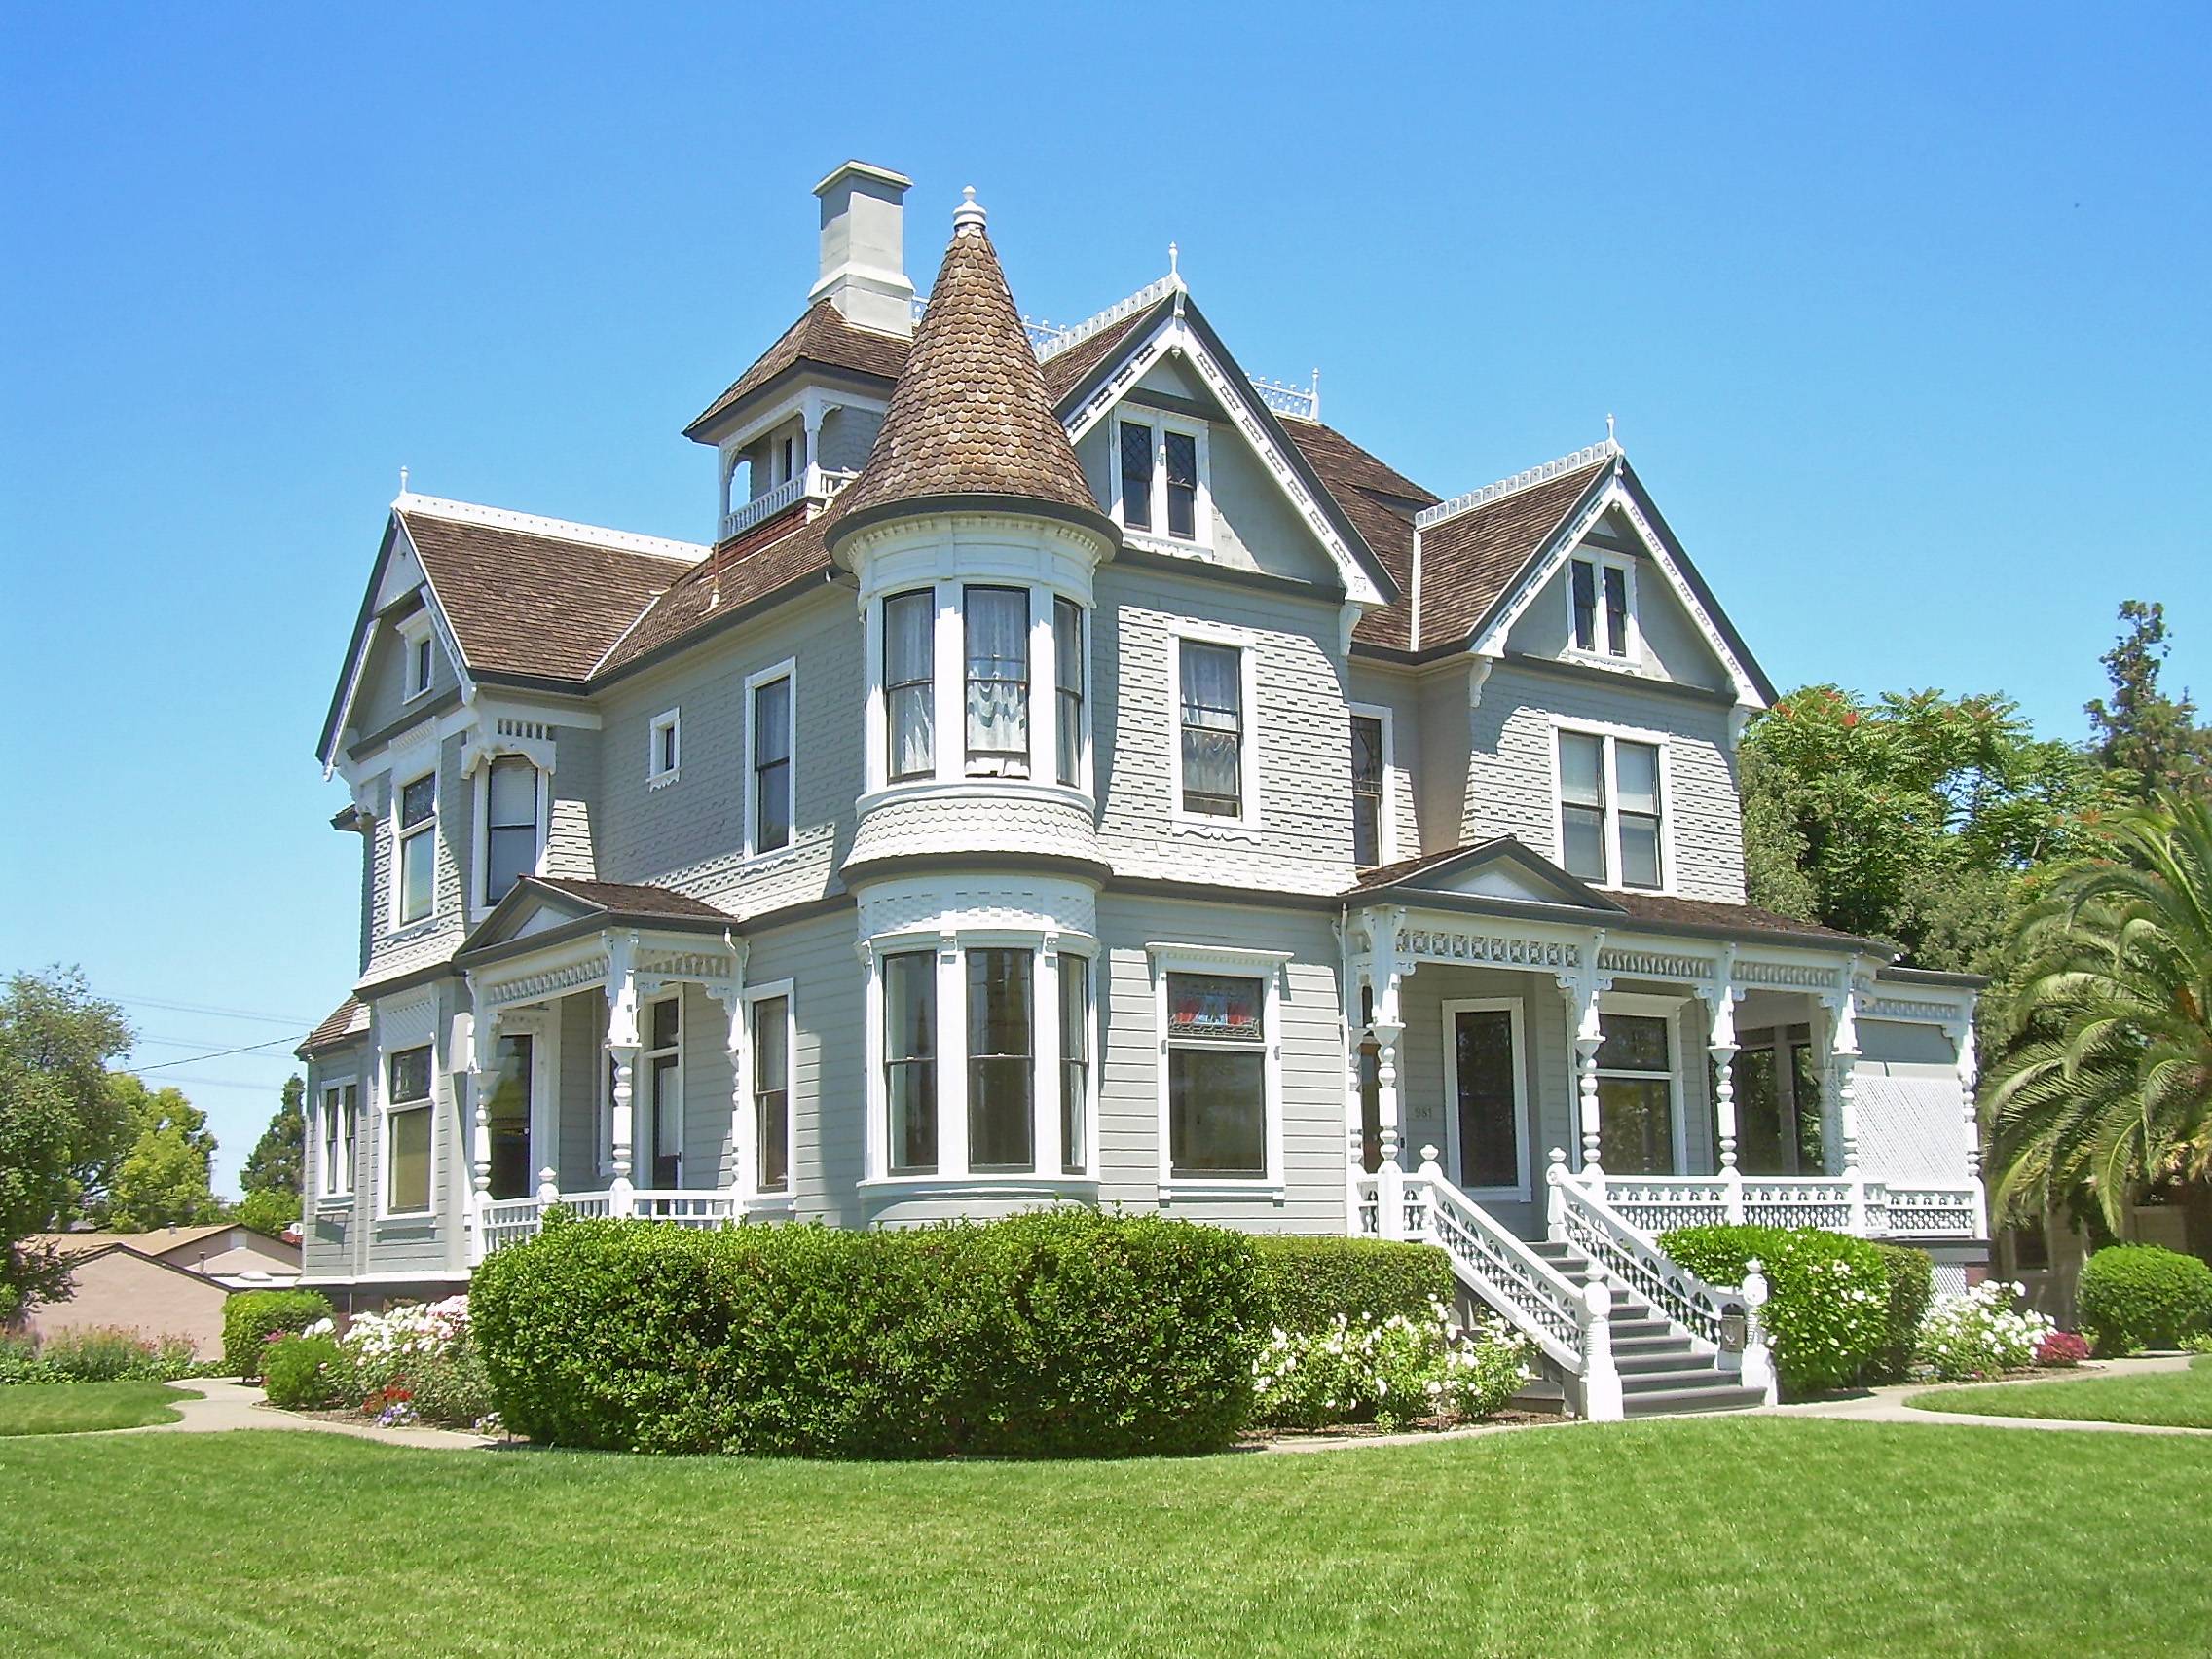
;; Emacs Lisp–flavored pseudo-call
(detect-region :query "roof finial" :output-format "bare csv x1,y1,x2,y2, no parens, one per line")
952,186,986,236
1604,412,1616,450
399,465,410,497
1168,240,1179,278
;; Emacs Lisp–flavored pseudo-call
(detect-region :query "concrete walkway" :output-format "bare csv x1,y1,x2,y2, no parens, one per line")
123,1378,498,1450
1766,1353,2211,1437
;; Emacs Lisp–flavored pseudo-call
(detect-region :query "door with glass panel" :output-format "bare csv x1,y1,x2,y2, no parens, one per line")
638,997,682,1188
486,1033,534,1200
1445,1002,1527,1196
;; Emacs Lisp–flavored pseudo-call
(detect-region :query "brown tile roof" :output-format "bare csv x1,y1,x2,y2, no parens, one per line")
532,877,731,921
1283,419,1437,649
401,509,693,683
1039,308,1161,401
835,212,1101,527
1412,461,1608,648
1605,890,1874,947
684,300,910,438
299,996,368,1055
596,505,839,676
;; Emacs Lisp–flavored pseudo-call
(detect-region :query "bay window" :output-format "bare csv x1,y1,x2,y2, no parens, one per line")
1053,597,1084,787
482,756,540,906
964,586,1029,777
751,992,790,1194
1165,973,1267,1177
1178,640,1245,818
884,590,936,782
1058,954,1089,1175
385,1046,433,1216
319,1081,356,1198
966,948,1033,1170
1556,727,1666,891
396,772,437,925
883,950,938,1172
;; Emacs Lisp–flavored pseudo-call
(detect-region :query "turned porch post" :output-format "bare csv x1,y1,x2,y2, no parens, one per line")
463,1008,495,1265
605,932,641,1217
1560,938,1610,1182
1701,952,1745,1224
1956,1021,1987,1236
1825,980,1865,1234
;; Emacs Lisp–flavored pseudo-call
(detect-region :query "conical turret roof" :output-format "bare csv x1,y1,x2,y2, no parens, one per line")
832,192,1106,536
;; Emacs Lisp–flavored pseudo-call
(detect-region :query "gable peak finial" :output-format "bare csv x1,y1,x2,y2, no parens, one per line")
399,465,410,497
952,186,986,236
1604,412,1617,450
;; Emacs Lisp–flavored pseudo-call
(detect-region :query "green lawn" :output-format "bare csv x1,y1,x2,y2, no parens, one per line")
1910,1354,2212,1429
0,1381,197,1437
2,1421,2209,1656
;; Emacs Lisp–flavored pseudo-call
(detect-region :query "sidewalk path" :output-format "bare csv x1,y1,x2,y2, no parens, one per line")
1766,1353,2211,1438
127,1378,498,1450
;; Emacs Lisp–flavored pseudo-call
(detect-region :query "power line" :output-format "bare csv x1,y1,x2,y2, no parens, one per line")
130,1032,306,1073
112,993,320,1027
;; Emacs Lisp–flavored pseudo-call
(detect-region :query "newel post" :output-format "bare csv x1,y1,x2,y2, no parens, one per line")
1580,1269,1623,1422
1739,1258,1777,1405
536,1166,560,1206
1828,980,1866,1235
1545,1147,1570,1244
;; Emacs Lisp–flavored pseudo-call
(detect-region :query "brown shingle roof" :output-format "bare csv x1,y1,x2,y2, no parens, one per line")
299,996,368,1056
834,209,1101,528
1283,419,1437,650
684,300,910,438
532,878,731,920
596,505,840,676
1039,307,1161,401
401,509,693,683
1412,461,1608,648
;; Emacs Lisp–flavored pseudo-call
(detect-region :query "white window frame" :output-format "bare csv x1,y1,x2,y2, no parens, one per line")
1053,946,1098,1178
317,1078,358,1202
1346,700,1398,867
1108,409,1213,551
1564,550,1641,666
1051,595,1090,794
743,658,797,860
472,755,549,915
1439,997,1530,1201
741,978,797,1198
636,992,684,1190
379,1044,437,1221
1596,991,1691,1176
647,709,682,790
389,763,439,930
1548,717,1674,895
1168,625,1262,831
398,612,436,702
1148,942,1290,1199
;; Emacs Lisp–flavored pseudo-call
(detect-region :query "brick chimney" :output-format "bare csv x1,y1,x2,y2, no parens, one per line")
810,161,914,337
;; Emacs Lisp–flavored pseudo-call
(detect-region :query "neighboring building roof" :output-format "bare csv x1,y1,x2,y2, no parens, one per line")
1412,459,1610,649
299,996,368,1056
684,299,910,439
25,1225,275,1261
832,203,1105,535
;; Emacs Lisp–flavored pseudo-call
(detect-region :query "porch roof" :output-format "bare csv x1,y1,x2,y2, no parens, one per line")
454,876,737,972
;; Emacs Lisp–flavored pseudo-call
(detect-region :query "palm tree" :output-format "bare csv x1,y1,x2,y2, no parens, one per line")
1983,792,2212,1231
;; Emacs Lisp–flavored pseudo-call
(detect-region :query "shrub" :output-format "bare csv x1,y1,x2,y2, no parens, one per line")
2036,1330,2091,1368
1916,1280,2055,1380
0,1328,207,1383
1250,1236,1457,1334
1251,1306,1530,1431
2077,1245,2212,1356
261,1334,348,1410
0,1332,60,1385
470,1210,1267,1457
1660,1224,1891,1396
1866,1243,1935,1383
223,1289,333,1380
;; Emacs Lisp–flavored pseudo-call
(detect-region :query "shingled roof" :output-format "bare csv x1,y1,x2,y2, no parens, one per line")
1411,460,1611,649
683,300,910,439
1283,418,1437,649
832,196,1104,535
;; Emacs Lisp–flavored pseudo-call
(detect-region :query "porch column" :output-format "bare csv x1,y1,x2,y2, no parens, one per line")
716,987,752,1199
464,1008,496,1265
1560,940,1610,1180
1825,982,1865,1233
1700,955,1745,1224
606,932,640,1216
1956,1023,1987,1235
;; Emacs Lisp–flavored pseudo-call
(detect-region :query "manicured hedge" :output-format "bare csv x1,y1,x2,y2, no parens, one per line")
1250,1236,1456,1334
469,1209,1267,1458
222,1289,333,1381
2078,1245,2212,1356
1867,1241,1936,1383
261,1335,347,1410
1659,1224,1894,1396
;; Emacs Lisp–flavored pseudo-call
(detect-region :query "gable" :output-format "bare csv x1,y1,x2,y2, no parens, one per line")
1504,507,1735,693
1362,837,1623,912
461,879,606,952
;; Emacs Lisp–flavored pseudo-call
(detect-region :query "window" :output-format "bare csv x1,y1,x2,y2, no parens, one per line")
1350,714,1386,867
1118,422,1153,533
751,668,793,855
385,1046,433,1215
1178,640,1244,817
884,590,935,782
486,1033,533,1200
883,951,937,1172
1164,430,1198,540
482,756,540,907
1053,598,1085,788
1726,1024,1825,1176
1556,728,1666,891
1165,973,1267,1177
1115,416,1207,543
401,615,434,700
647,710,681,787
319,1082,356,1198
396,772,437,925
1596,1008,1677,1175
1567,555,1634,659
640,997,681,1189
1058,955,1089,1175
964,586,1029,777
967,948,1033,1171
751,993,790,1195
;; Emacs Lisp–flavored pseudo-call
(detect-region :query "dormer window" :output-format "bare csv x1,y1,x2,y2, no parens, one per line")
1113,415,1209,545
1568,554,1636,660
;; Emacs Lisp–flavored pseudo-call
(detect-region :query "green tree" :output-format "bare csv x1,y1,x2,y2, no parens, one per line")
1739,685,2114,973
234,1186,300,1237
101,1075,224,1231
1982,793,2212,1228
240,1075,305,1199
2085,600,2212,801
0,968,133,1318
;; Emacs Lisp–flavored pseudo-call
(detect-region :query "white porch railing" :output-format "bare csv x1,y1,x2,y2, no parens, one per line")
1592,1172,1981,1240
717,466,857,544
472,1182,783,1260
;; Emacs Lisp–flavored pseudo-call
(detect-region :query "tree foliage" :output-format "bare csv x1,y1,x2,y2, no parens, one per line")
235,1187,301,1238
2085,600,2212,802
1981,793,2212,1230
100,1074,224,1232
0,968,133,1318
241,1075,305,1199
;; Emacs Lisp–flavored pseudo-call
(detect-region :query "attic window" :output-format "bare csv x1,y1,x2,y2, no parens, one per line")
1113,414,1209,546
1568,555,1635,660
399,614,435,700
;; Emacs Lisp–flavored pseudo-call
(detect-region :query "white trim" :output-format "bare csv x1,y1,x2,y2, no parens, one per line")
1168,623,1262,830
393,491,707,565
1107,407,1214,551
397,611,436,702
741,977,796,1199
742,657,797,861
1562,549,1642,668
470,752,549,918
1147,942,1288,1198
1549,715,1676,896
1346,700,1398,867
378,1040,437,1222
1596,990,1692,1176
637,991,684,1188
646,708,682,790
316,1078,359,1202
1440,997,1532,1201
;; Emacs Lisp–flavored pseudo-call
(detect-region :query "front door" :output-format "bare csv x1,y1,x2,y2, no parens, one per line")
487,1034,533,1199
1446,1001,1527,1197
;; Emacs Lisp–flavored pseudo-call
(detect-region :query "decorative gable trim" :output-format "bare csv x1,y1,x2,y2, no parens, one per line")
1355,836,1628,913
317,509,476,774
1415,441,1622,530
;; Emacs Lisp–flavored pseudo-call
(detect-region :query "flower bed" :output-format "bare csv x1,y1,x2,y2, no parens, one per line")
1914,1281,2056,1381
261,1296,497,1432
1250,1303,1531,1433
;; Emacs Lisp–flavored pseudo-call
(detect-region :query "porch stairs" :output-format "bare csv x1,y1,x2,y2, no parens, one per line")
1365,1149,1775,1421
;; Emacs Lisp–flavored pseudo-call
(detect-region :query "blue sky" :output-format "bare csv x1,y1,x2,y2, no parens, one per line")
3,2,2206,1189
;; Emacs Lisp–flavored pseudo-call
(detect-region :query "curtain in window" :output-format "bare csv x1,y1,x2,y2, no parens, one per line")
964,587,1029,775
1053,598,1084,787
885,592,935,781
1179,643,1242,815
485,756,538,904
